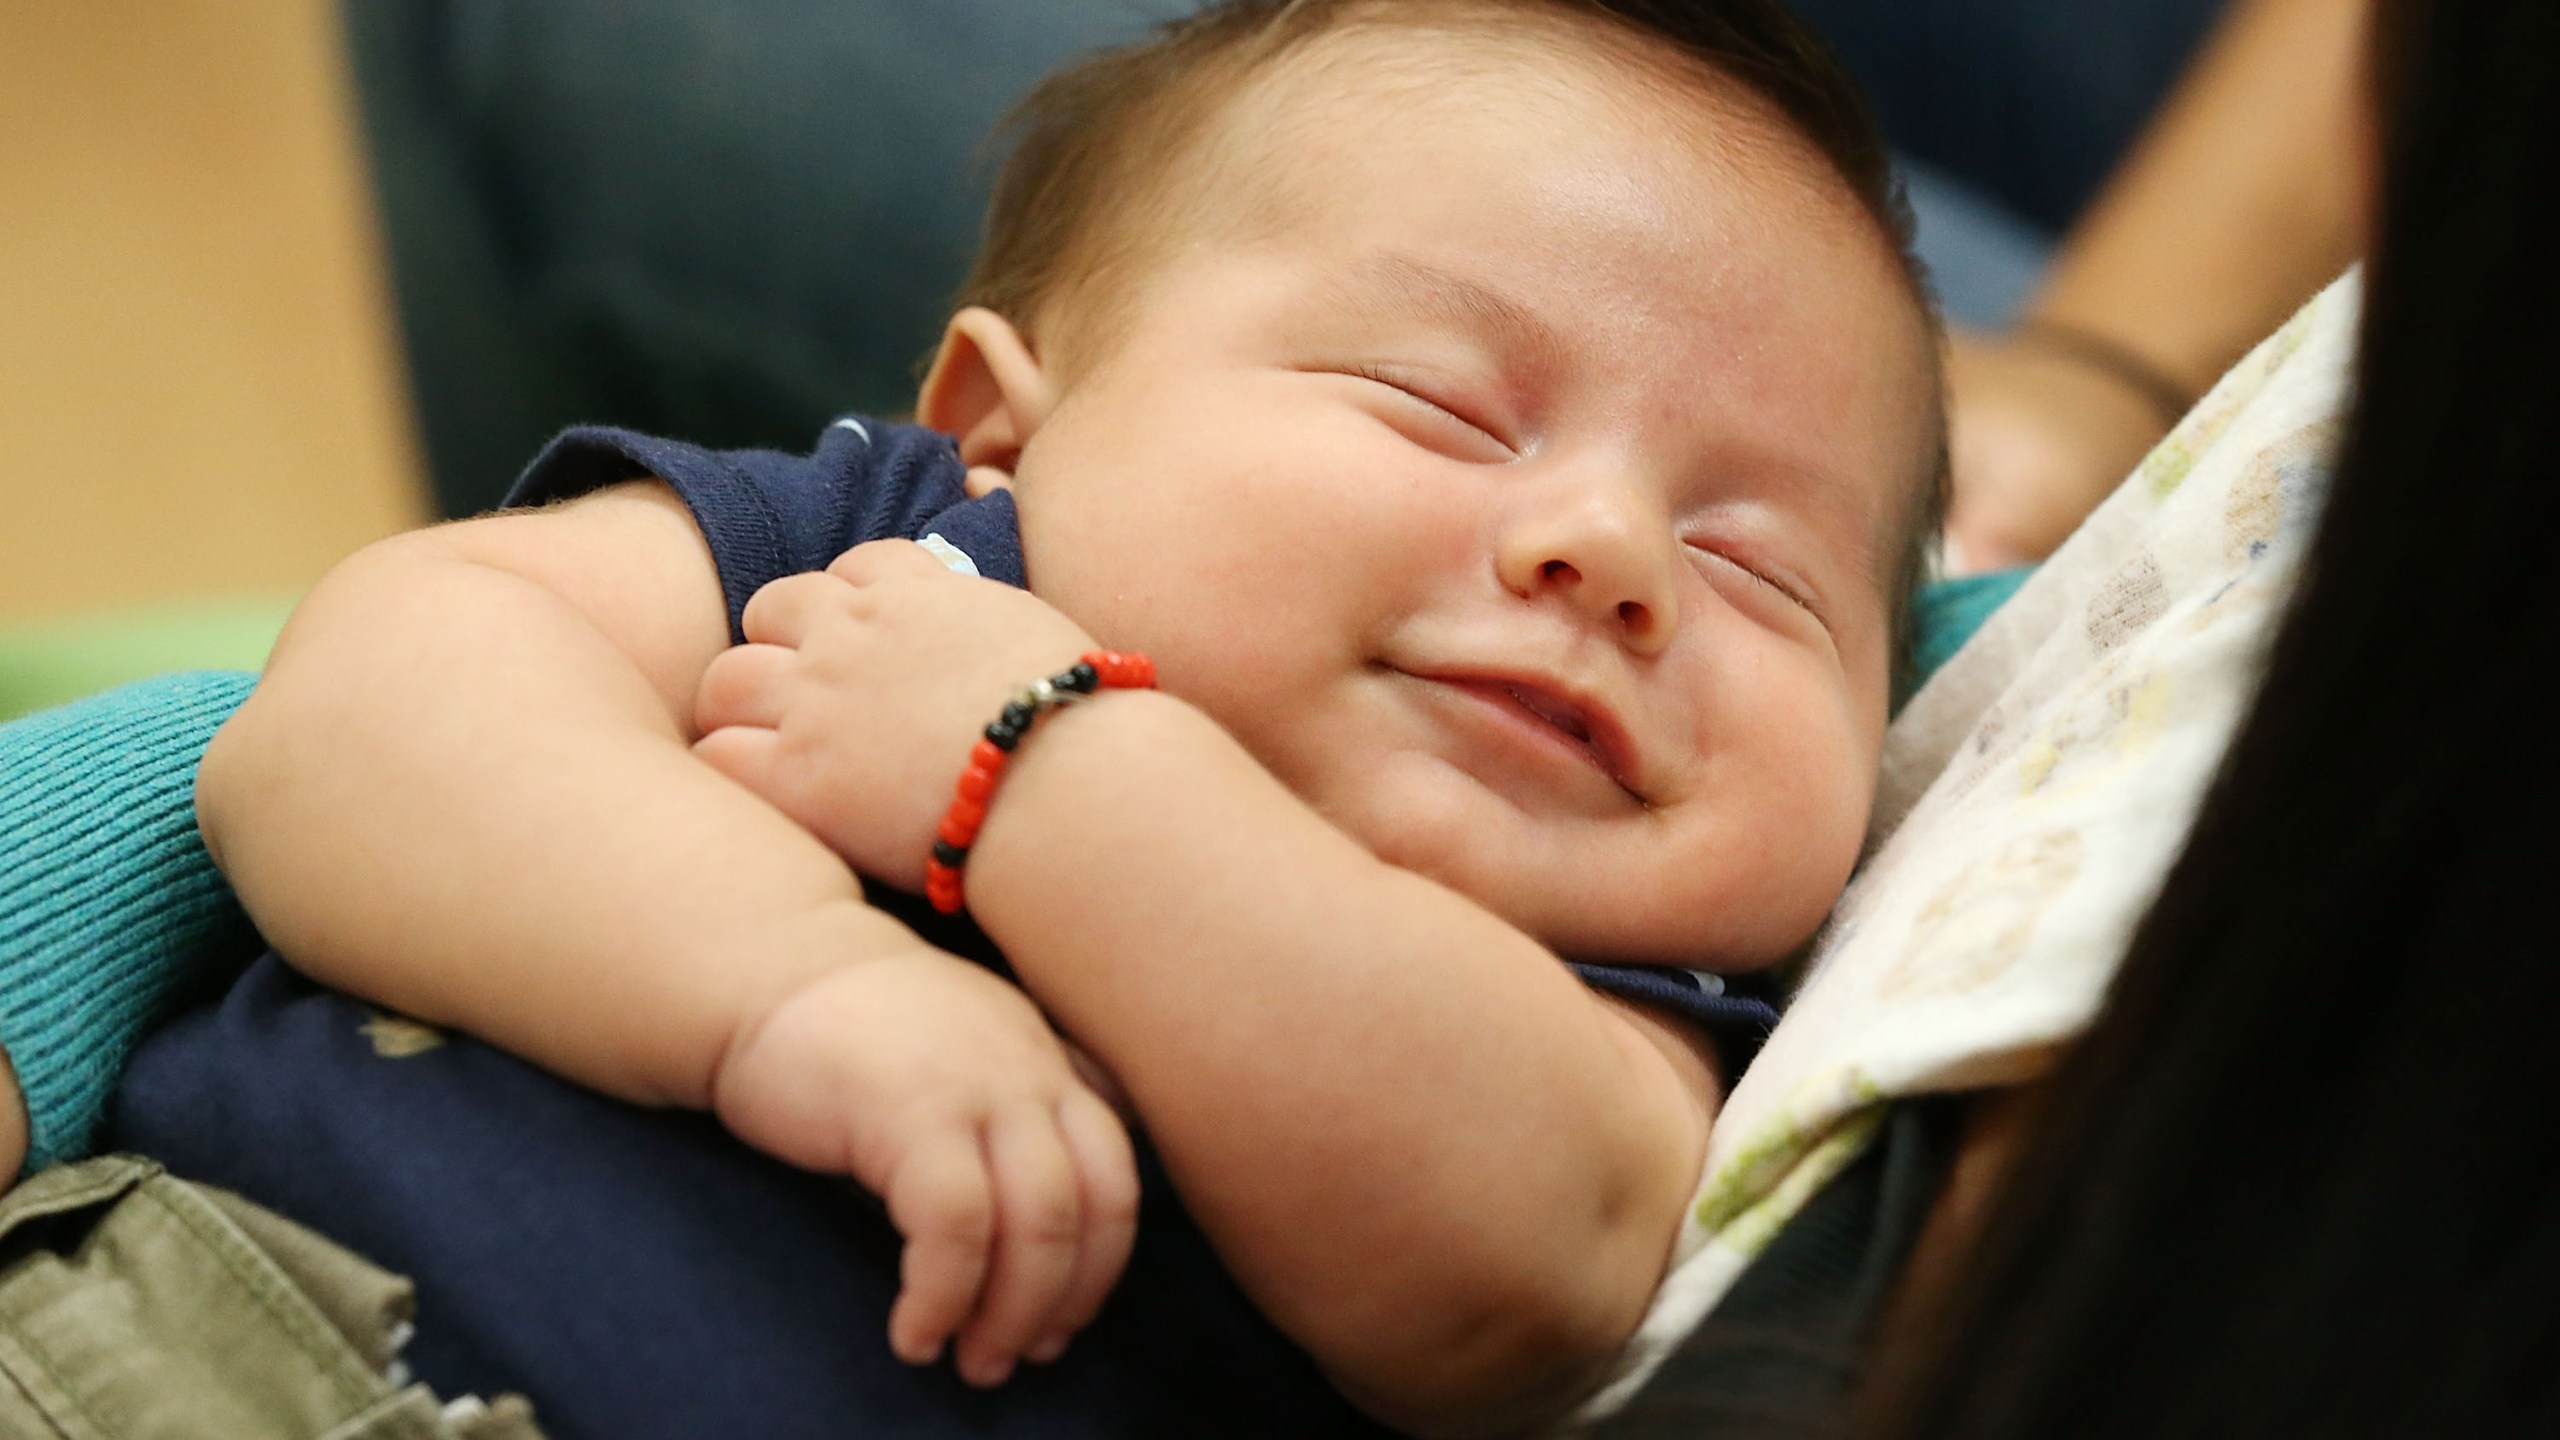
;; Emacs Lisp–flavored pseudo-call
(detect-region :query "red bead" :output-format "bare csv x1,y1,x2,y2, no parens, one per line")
1088,650,1156,689
930,647,1153,917
938,800,986,847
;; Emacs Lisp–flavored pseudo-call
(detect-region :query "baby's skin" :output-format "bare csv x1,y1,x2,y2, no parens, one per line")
196,14,1934,1434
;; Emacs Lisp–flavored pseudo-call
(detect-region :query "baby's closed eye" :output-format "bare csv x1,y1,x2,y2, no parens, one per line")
1681,534,1833,635
1332,362,1518,462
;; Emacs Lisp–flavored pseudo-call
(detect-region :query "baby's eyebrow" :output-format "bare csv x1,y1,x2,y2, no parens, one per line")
1311,254,1568,377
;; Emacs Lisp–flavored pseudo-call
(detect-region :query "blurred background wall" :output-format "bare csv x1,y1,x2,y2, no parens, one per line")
0,1,427,628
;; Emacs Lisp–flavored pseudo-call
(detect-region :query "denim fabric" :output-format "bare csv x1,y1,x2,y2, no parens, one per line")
346,1,2215,518
1902,160,2054,329
346,0,1173,517
1791,0,2228,232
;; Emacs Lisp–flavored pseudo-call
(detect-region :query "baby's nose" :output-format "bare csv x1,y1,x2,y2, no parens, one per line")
1498,498,1678,653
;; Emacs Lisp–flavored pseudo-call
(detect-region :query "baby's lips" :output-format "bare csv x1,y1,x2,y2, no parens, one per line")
1422,667,1648,799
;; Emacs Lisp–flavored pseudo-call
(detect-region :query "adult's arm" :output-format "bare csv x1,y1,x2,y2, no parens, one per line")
0,671,261,1187
0,1054,22,1186
1945,0,2373,571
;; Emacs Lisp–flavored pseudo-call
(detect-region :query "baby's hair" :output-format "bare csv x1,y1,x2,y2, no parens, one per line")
963,0,1949,690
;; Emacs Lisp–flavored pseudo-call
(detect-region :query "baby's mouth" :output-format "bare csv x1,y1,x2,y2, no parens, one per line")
1432,675,1642,800
1502,683,1592,747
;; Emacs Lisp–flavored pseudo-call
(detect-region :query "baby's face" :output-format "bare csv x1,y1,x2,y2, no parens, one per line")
1008,24,1938,967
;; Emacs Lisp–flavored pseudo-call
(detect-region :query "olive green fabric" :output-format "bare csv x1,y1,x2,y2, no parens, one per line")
0,1155,544,1440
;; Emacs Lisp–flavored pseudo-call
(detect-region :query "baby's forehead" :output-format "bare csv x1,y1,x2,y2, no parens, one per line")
1080,16,1945,614
1130,19,1927,349
1178,15,1838,224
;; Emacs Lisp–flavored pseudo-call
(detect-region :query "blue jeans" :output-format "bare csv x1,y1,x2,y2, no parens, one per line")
1793,0,2228,233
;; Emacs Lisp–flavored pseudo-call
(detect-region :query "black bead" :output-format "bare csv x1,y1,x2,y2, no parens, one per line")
1000,700,1038,731
985,720,1022,750
933,840,969,867
1058,662,1100,694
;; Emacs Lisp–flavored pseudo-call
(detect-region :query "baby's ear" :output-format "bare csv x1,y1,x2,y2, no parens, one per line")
918,308,1055,490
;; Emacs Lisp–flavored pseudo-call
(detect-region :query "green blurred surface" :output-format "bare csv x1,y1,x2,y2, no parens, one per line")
0,599,290,723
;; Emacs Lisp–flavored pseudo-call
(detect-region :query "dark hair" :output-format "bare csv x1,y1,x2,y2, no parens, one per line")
959,0,1946,672
1854,0,2560,1433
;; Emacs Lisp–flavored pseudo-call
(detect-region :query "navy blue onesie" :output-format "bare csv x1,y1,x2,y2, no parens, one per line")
113,419,1779,1440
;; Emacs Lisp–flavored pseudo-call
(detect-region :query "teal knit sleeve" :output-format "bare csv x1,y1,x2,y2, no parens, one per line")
0,671,261,1173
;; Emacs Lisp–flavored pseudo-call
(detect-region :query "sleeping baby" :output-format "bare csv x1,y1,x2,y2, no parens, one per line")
141,2,1945,1434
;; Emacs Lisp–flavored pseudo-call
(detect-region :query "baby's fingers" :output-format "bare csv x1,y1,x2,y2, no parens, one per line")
694,642,797,734
1029,1088,1141,1364
738,569,858,648
884,1128,995,1368
692,725,781,802
953,1109,1084,1387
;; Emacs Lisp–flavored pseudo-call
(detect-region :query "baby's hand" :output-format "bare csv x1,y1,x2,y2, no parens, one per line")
712,945,1140,1385
693,540,1102,889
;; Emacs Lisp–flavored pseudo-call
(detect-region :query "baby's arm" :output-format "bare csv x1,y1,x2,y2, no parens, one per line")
981,704,1718,1433
703,545,1719,1436
199,483,846,1096
195,484,1134,1384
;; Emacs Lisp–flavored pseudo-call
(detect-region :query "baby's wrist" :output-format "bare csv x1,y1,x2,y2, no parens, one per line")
956,687,1208,923
921,652,1163,918
704,899,933,1105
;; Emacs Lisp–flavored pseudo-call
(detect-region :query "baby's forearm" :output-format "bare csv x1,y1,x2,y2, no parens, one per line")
962,693,1711,1431
199,495,906,1109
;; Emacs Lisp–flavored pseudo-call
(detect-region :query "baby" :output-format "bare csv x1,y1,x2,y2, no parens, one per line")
168,1,1940,1433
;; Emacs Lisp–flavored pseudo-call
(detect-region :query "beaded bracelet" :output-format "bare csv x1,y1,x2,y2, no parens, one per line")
925,650,1157,915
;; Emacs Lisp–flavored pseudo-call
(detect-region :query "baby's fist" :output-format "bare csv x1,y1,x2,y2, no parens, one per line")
711,951,1141,1385
693,542,1100,888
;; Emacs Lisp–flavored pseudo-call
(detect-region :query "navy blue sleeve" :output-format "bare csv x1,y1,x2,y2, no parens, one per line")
1569,963,1783,1075
502,418,1017,644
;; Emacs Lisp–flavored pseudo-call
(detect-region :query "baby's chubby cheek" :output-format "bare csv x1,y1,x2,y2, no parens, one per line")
1615,740,1879,965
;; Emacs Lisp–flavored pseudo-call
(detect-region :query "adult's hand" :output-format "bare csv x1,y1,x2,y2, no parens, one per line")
1939,0,2371,572
1942,329,2177,573
1,1042,27,1187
